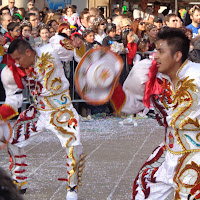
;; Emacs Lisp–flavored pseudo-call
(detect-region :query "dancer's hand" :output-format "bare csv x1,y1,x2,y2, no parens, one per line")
123,59,153,100
78,153,86,186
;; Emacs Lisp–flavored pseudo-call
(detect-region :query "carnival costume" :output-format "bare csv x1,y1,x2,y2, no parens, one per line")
109,59,200,199
0,35,85,200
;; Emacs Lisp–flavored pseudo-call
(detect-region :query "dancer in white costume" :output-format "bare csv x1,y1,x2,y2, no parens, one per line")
77,27,200,199
110,27,200,200
0,35,86,200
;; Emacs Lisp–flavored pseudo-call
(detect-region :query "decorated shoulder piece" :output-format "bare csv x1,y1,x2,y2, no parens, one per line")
74,44,86,60
60,38,74,51
75,46,123,105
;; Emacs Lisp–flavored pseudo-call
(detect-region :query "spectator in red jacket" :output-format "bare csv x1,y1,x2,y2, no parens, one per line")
122,28,137,70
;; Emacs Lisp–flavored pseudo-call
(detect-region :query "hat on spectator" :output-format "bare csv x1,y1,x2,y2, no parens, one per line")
121,18,131,27
153,17,163,23
0,122,12,150
75,47,123,105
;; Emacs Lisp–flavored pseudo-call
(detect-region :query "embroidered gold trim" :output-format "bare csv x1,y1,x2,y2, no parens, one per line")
165,142,200,155
68,146,77,184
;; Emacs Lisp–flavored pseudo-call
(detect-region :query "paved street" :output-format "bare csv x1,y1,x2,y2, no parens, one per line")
0,117,173,200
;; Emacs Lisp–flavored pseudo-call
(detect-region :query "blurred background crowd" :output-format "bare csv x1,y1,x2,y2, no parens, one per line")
0,0,200,117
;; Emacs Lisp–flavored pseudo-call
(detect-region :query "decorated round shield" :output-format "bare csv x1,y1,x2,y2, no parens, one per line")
75,47,123,105
0,122,12,150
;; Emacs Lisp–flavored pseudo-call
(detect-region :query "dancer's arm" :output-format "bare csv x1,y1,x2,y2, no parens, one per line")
49,34,86,63
111,59,152,114
0,66,23,121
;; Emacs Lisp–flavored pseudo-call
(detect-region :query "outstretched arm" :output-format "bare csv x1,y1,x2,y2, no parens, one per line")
0,66,24,121
111,59,153,114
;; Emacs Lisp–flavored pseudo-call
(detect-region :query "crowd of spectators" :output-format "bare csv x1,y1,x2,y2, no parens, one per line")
0,0,200,117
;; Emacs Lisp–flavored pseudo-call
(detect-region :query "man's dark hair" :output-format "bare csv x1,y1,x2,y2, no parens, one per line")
29,7,39,13
7,22,20,32
79,10,89,21
24,12,37,21
106,23,116,34
8,39,33,55
0,7,10,15
157,27,190,63
12,15,22,22
0,167,24,200
72,5,77,10
164,13,177,25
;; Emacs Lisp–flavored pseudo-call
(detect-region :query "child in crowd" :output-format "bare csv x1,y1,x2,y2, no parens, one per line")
31,27,38,39
20,20,35,47
133,38,150,65
82,28,101,51
2,22,23,69
122,28,137,70
102,23,116,47
4,22,22,45
34,24,50,47
63,5,77,26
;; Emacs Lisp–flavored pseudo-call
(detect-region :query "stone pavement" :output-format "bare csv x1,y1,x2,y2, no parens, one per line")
0,117,174,200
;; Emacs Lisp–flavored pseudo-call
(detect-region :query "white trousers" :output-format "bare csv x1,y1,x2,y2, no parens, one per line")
133,142,200,200
8,104,82,189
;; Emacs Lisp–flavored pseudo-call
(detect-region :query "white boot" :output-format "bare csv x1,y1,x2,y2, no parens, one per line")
65,145,82,200
66,186,78,200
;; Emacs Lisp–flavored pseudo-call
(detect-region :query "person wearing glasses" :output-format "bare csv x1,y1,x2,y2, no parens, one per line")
90,16,107,44
164,13,181,28
131,19,146,39
4,22,22,45
3,0,18,16
25,12,39,29
186,6,200,38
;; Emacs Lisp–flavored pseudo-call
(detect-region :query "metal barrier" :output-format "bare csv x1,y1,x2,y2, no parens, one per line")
0,51,155,110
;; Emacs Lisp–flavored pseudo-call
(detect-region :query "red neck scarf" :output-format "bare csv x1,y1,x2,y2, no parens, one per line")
8,65,26,89
143,60,163,108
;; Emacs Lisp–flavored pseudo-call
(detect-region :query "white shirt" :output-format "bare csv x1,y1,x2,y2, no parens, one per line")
133,6,153,20
95,32,107,44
